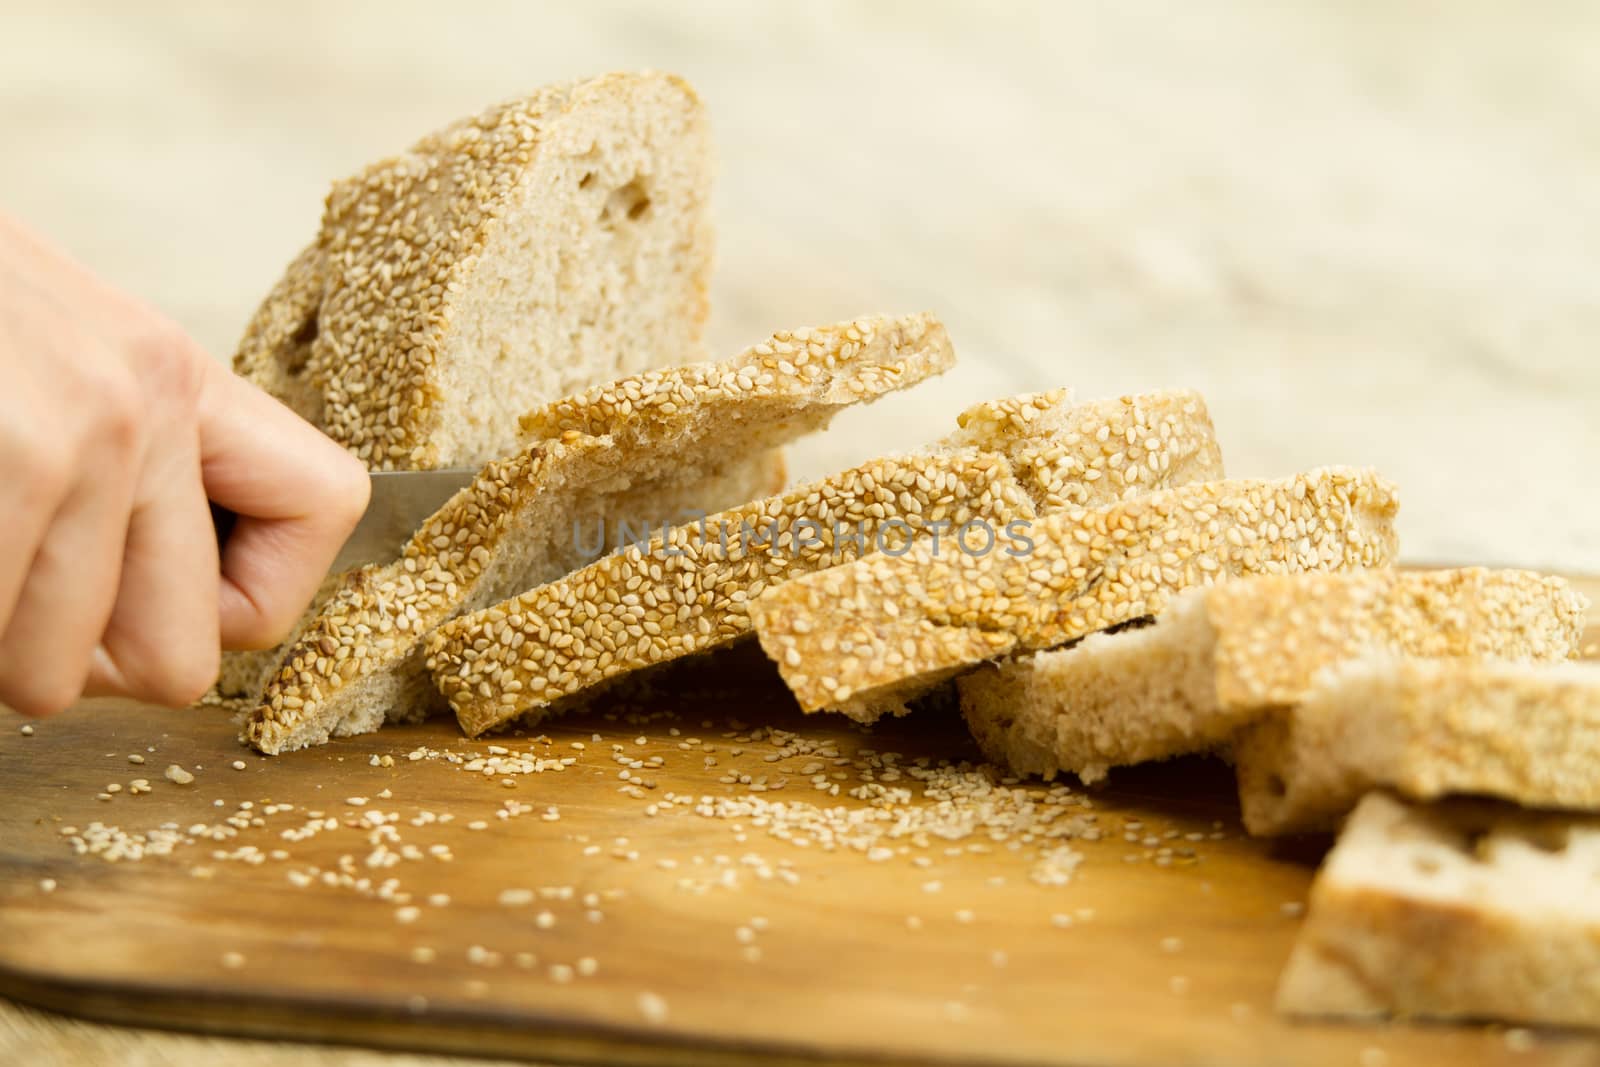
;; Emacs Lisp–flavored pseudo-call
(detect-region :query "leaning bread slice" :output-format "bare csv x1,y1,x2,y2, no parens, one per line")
960,567,1587,785
236,71,714,470
750,468,1400,722
242,314,952,754
1277,791,1600,1027
1237,656,1600,835
425,388,1225,736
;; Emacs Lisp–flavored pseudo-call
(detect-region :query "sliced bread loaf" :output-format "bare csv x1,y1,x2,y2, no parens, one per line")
1277,791,1600,1027
749,468,1400,722
425,389,1225,736
959,567,1587,785
236,71,714,470
1237,656,1600,835
242,314,952,753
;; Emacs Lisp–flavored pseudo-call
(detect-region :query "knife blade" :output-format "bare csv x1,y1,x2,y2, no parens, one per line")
210,467,479,577
330,468,478,573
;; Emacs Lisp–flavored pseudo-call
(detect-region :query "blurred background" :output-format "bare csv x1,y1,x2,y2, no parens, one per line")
3,0,1596,569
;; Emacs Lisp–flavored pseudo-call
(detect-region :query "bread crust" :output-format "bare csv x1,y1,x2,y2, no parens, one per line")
427,389,1225,735
756,468,1400,722
962,567,1588,786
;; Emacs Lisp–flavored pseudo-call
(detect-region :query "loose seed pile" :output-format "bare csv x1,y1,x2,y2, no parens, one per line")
29,690,1252,1028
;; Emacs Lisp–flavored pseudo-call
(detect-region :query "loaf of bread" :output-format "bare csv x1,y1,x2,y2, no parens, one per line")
959,568,1587,785
1237,655,1600,835
235,72,714,471
425,389,1225,735
748,468,1400,722
242,314,952,753
1277,791,1600,1027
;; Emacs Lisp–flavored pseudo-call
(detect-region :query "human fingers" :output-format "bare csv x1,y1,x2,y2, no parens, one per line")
198,364,368,649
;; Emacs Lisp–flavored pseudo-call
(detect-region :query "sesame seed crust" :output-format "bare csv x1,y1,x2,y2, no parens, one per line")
425,388,1225,735
940,388,1225,511
427,451,1037,737
961,566,1588,785
749,467,1401,721
242,313,955,754
1236,654,1600,836
234,71,715,470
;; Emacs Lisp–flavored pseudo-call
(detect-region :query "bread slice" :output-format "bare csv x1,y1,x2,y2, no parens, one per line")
425,389,1225,736
1277,791,1600,1027
1237,656,1600,836
749,468,1400,722
242,314,952,754
235,72,714,470
960,567,1587,785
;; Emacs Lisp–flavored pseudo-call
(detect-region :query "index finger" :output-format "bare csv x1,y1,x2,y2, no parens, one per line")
199,362,369,649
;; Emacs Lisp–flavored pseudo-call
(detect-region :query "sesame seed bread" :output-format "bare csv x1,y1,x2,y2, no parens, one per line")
1236,656,1600,836
1276,791,1600,1027
960,567,1586,785
750,468,1400,722
242,314,953,754
235,71,714,470
425,389,1225,736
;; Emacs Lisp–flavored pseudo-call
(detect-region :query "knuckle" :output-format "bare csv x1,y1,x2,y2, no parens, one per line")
127,320,205,410
90,368,145,449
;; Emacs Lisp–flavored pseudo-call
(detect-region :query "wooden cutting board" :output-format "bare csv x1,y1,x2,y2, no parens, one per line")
1,576,1596,1067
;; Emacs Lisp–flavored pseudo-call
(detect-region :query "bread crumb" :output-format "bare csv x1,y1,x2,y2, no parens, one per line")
163,764,195,785
1504,1029,1536,1052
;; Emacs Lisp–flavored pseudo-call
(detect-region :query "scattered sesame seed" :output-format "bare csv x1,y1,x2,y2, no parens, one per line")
19,724,34,736
231,761,246,771
637,991,669,1024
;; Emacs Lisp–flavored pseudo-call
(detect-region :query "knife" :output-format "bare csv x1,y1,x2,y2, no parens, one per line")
211,468,478,575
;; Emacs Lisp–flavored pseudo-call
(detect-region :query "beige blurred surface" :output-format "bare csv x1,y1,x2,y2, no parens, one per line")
2,1,1597,1062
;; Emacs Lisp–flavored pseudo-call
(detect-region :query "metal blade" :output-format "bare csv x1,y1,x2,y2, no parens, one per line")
330,468,478,573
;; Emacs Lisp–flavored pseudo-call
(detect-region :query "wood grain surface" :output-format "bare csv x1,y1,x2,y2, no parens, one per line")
0,578,1595,1067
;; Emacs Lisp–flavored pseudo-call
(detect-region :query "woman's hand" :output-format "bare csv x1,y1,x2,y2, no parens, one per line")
0,212,368,717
